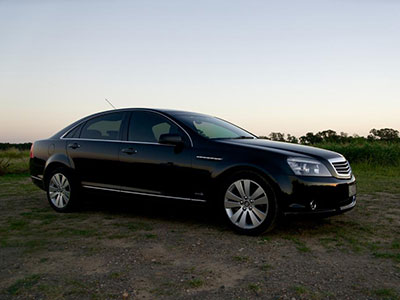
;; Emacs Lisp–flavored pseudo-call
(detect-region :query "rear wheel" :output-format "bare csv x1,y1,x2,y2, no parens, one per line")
46,168,79,212
221,171,278,235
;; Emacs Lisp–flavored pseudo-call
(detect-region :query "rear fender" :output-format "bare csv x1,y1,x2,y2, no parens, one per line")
43,153,76,184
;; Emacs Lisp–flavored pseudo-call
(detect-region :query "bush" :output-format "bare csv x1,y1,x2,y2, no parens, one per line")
0,149,29,176
0,143,32,151
263,128,400,166
315,141,400,166
0,148,28,159
0,158,11,176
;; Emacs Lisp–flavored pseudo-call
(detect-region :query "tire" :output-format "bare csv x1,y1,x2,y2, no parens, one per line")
46,167,79,212
220,171,278,235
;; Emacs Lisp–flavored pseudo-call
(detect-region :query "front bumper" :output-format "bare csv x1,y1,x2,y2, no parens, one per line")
278,174,357,216
284,196,356,216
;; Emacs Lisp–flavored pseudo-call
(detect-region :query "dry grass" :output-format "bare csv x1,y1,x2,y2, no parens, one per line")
0,149,29,175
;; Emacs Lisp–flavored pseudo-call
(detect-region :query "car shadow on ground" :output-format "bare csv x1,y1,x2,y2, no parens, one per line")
76,191,339,236
79,191,228,228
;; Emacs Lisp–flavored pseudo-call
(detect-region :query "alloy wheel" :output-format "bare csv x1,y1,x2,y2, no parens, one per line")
48,173,71,208
224,179,269,229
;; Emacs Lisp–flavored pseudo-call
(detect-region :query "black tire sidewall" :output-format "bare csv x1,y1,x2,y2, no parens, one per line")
220,171,278,235
45,167,78,212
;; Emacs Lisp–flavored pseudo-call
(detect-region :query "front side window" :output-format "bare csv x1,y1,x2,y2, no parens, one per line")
180,114,255,140
128,111,187,143
80,113,124,140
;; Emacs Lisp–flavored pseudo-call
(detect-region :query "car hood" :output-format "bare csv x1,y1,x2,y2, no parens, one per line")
219,139,343,160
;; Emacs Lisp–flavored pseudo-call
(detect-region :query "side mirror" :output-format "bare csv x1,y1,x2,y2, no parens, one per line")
159,134,183,146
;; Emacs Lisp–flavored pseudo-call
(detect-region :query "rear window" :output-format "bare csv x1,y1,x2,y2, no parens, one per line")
80,113,124,140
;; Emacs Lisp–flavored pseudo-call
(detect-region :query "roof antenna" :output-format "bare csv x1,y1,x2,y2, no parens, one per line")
105,98,117,109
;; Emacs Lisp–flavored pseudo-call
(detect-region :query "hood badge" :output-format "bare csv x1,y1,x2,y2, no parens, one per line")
196,156,223,161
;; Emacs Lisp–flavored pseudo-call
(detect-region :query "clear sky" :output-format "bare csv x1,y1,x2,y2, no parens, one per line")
1,0,399,143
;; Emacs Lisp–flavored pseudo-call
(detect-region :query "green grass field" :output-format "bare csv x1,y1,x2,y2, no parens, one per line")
0,146,399,299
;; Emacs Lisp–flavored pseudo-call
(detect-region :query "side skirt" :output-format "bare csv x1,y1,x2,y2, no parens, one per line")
82,184,207,203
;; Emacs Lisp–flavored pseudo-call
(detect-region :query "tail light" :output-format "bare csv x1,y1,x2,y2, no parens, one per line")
30,144,34,159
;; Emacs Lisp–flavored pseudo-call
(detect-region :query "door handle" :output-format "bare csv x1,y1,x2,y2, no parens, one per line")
68,143,80,149
121,148,137,155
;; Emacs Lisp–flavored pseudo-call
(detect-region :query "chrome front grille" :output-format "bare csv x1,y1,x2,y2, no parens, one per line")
332,161,351,174
329,158,352,178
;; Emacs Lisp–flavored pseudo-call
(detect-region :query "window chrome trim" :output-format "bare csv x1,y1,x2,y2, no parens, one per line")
82,185,206,203
60,109,194,147
62,137,175,147
146,110,193,147
60,125,80,139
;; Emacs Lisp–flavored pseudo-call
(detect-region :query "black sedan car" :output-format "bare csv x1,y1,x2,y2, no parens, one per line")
30,108,356,235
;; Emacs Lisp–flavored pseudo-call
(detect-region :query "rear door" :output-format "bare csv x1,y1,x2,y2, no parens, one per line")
65,112,128,188
118,111,193,198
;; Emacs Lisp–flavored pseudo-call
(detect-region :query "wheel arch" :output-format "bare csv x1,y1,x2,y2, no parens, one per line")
43,154,76,186
214,164,282,234
211,164,282,202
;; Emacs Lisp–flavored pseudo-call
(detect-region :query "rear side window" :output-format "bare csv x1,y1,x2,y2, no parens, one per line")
63,124,82,139
128,111,187,143
80,113,124,140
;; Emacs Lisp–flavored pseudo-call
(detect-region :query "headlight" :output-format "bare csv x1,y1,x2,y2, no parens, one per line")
287,157,331,177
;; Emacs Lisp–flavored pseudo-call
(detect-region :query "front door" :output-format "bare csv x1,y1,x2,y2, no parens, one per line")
118,111,193,198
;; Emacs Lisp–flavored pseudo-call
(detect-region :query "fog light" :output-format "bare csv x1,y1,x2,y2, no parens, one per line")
310,200,317,211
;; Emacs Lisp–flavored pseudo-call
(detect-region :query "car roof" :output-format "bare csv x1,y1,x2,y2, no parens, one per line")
49,108,211,139
97,108,211,118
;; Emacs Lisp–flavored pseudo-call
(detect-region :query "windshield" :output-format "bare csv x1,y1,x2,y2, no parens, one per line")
179,114,256,140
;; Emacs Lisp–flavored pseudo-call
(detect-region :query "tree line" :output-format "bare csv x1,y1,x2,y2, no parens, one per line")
0,143,32,151
0,128,399,150
259,128,400,144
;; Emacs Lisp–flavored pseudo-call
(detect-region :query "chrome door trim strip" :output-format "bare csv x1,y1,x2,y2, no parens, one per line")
82,185,117,192
82,185,119,192
82,185,206,203
196,155,223,161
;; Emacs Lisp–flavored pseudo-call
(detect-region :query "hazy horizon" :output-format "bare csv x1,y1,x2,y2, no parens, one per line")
1,0,399,143
0,105,397,144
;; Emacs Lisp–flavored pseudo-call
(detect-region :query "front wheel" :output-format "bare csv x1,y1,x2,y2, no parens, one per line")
46,168,79,212
221,171,278,235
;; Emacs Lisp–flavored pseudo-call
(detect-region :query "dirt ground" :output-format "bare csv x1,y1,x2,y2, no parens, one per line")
0,175,399,299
